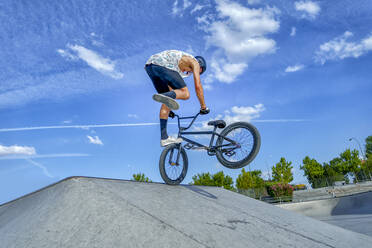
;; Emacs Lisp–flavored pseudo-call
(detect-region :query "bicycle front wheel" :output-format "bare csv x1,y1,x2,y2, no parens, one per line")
216,122,261,169
159,144,188,185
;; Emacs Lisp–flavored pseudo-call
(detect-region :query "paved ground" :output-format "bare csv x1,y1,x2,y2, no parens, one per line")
279,191,372,237
1,176,371,248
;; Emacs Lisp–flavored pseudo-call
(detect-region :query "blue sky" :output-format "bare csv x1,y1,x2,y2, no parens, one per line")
1,0,371,204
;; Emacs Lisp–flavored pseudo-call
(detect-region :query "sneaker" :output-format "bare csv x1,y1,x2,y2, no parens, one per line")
161,136,183,147
153,93,180,110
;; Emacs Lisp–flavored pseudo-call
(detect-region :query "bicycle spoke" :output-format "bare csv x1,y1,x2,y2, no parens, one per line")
165,147,184,180
221,126,254,163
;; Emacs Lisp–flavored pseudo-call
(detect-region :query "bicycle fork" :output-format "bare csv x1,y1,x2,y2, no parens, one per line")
169,144,182,166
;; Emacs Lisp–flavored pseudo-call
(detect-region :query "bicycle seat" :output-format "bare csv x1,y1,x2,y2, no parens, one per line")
208,120,226,128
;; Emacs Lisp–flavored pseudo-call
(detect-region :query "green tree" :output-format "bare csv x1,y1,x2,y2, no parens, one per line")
272,157,293,184
358,153,372,181
328,157,350,184
212,171,234,191
236,169,265,199
236,169,264,190
339,149,361,181
323,163,344,186
191,171,234,190
192,172,215,186
132,173,152,182
300,156,326,188
365,136,372,158
362,156,372,179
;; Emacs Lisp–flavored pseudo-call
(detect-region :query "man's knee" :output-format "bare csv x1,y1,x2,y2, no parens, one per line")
160,105,170,114
181,87,190,100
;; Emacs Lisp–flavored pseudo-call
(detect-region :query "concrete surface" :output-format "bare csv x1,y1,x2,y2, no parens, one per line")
1,176,372,248
292,181,372,202
279,191,372,237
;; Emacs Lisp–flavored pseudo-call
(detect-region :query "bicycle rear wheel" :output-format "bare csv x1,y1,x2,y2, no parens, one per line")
216,122,260,169
159,144,188,185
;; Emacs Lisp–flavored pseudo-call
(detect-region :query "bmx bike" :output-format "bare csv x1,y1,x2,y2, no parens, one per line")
159,110,261,185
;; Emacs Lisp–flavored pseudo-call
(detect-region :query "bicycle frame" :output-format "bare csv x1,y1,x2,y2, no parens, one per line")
170,112,239,165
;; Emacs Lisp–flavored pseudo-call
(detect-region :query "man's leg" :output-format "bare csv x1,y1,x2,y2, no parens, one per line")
161,86,189,99
152,67,190,109
173,87,190,100
158,86,185,145
159,86,176,140
160,104,170,140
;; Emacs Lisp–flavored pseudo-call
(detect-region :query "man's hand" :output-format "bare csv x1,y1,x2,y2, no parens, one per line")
200,107,210,115
168,111,175,119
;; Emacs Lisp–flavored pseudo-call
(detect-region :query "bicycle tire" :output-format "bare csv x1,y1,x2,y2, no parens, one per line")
159,144,188,185
216,122,260,169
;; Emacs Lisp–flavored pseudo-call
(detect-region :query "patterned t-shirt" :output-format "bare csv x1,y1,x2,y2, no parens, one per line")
146,50,196,78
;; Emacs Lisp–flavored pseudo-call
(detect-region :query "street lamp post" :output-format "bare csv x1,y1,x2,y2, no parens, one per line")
349,137,366,160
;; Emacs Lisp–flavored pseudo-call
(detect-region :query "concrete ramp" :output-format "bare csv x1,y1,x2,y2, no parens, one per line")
279,191,372,237
1,177,371,248
278,191,372,217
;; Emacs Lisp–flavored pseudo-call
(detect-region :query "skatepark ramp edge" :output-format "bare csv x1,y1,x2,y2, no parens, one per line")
1,176,372,248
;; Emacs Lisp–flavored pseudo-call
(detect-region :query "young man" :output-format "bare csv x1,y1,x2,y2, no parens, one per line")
145,50,209,147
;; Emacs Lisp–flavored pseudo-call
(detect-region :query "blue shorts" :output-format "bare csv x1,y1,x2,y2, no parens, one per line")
145,64,186,93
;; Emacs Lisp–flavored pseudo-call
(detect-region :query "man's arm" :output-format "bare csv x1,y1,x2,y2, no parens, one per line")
189,58,206,109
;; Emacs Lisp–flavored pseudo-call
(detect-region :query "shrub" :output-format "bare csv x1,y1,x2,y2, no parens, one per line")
269,183,294,198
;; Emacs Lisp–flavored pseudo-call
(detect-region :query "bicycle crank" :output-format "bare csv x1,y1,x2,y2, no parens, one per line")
224,151,236,157
191,146,208,150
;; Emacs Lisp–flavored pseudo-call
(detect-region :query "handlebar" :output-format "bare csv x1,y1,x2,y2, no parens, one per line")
168,108,210,131
169,108,210,119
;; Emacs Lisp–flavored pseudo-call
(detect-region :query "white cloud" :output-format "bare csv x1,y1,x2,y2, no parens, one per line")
185,45,195,54
87,135,103,145
58,44,124,79
0,67,124,109
194,103,265,131
363,36,372,50
183,0,191,9
211,58,247,83
225,104,265,124
0,153,90,160
203,0,280,83
128,114,139,118
252,119,307,123
0,144,36,156
196,14,211,26
203,84,213,91
315,31,372,64
172,0,192,16
0,122,161,133
285,64,304,73
294,1,320,19
57,49,78,60
172,0,180,15
26,159,53,178
247,0,261,5
191,4,204,14
290,27,296,36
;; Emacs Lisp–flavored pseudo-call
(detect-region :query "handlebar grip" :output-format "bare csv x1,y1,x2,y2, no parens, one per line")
169,111,175,119
200,107,210,115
